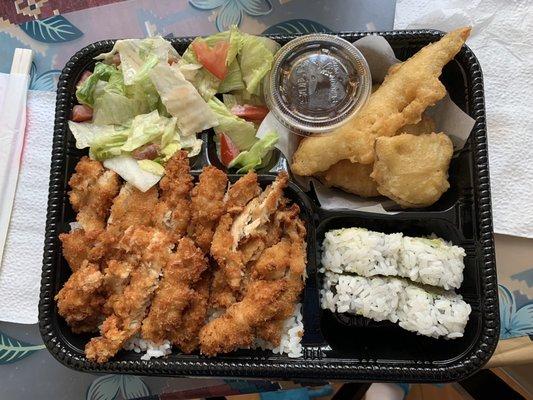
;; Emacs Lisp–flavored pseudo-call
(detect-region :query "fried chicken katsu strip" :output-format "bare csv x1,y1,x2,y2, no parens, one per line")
225,171,261,214
199,279,288,356
211,173,289,290
172,271,210,353
88,183,159,262
68,156,120,232
59,228,101,272
291,27,470,174
85,227,174,363
254,205,307,345
141,237,207,344
153,151,193,240
55,261,105,333
102,260,135,316
188,166,228,253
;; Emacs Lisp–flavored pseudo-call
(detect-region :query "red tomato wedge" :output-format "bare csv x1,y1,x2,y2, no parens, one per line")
71,104,93,122
192,39,229,80
219,133,240,166
231,104,269,122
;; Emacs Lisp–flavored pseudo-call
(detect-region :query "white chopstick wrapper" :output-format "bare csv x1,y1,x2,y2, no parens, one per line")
0,49,32,264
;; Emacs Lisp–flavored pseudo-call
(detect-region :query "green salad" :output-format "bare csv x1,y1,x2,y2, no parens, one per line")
70,28,279,191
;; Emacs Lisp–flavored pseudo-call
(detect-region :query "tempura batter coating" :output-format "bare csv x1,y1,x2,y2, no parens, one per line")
318,114,436,197
291,27,470,174
321,161,379,197
371,133,453,208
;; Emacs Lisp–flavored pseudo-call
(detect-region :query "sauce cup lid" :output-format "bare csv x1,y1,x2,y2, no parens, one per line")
265,34,371,136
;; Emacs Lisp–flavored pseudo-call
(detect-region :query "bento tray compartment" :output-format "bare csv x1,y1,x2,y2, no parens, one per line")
39,30,498,381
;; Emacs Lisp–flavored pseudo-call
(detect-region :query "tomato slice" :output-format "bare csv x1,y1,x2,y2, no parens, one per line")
231,104,269,122
219,133,240,166
192,39,229,80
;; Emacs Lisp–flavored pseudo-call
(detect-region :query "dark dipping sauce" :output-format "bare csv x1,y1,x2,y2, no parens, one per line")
265,34,371,135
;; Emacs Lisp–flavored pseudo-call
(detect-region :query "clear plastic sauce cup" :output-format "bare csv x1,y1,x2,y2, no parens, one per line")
265,34,371,136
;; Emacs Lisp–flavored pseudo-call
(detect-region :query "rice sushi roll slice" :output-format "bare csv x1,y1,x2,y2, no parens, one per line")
321,228,465,290
321,273,471,339
321,228,402,276
399,236,466,290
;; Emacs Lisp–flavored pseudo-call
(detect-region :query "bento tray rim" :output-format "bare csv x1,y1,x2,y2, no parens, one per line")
39,29,499,382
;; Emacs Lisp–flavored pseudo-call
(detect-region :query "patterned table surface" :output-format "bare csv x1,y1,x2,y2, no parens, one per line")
0,1,531,399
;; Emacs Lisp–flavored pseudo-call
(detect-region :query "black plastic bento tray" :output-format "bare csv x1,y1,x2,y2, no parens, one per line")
39,30,499,382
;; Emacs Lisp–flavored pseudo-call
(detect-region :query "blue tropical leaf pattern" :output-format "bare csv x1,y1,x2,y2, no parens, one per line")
262,19,332,35
499,284,533,339
238,0,273,16
0,332,45,364
86,375,150,400
30,69,61,91
20,16,83,43
189,0,226,9
189,0,272,31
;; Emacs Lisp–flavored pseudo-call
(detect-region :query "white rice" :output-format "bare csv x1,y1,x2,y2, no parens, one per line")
321,272,471,339
124,303,305,360
321,228,465,290
255,303,304,358
123,336,172,360
69,221,81,231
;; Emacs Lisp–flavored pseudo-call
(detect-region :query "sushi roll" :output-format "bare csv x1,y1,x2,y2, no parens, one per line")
321,273,471,339
321,228,465,290
399,236,465,290
321,228,402,276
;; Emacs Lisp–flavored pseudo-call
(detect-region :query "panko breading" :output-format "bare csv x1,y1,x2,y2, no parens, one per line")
199,279,288,356
172,272,211,353
202,203,307,355
321,161,379,197
371,133,454,208
88,183,159,262
55,261,105,333
153,151,193,240
102,260,135,316
59,228,101,272
85,227,174,363
225,171,261,214
68,156,120,232
291,27,470,174
58,153,307,362
141,237,207,344
211,173,289,290
188,166,228,253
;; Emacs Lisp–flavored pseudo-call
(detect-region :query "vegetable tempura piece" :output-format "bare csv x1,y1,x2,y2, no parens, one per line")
371,133,453,208
320,161,379,198
291,27,470,174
